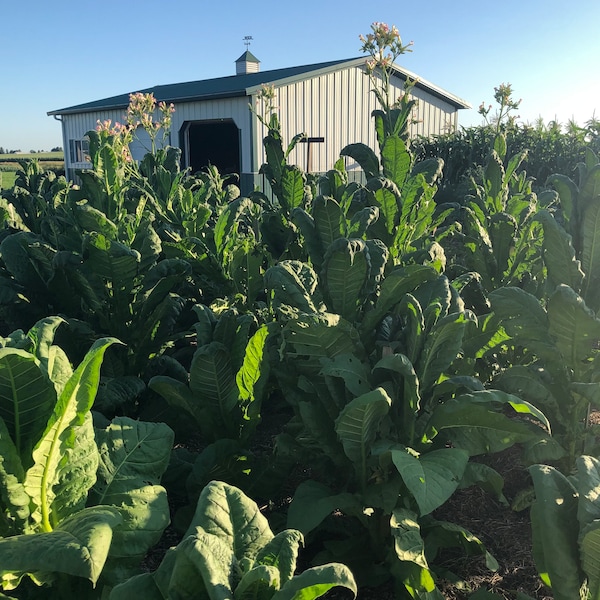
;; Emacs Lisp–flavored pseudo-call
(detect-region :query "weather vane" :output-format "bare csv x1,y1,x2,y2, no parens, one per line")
243,36,253,49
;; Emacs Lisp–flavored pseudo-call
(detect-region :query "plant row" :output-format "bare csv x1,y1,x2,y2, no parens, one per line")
0,25,599,599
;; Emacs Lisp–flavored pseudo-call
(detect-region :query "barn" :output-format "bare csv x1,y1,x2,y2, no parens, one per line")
48,52,470,193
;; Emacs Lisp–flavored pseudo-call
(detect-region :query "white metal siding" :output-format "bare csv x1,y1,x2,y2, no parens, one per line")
169,96,251,171
251,64,460,178
59,64,461,183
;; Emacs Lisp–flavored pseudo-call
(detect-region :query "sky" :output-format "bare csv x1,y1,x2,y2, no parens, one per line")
2,0,599,152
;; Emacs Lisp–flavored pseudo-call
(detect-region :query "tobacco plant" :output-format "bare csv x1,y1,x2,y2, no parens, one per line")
0,318,174,597
529,456,600,599
265,259,547,596
110,480,357,600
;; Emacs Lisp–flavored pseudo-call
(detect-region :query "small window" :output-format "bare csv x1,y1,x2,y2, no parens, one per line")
69,138,90,163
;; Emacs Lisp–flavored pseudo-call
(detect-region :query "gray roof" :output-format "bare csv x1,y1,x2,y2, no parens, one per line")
235,50,260,63
48,57,470,116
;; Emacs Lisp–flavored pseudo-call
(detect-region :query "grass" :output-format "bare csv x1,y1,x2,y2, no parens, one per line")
0,152,64,191
0,171,17,189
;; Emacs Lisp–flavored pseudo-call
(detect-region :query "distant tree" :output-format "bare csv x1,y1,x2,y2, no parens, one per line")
0,147,4,154
30,149,37,154
51,146,63,152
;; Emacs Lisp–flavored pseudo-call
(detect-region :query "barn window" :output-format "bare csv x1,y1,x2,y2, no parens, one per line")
69,138,90,163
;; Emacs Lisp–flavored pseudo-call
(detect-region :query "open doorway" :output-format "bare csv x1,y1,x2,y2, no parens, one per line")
180,119,240,181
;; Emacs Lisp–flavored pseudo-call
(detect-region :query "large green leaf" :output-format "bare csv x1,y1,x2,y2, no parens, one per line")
536,209,584,293
255,529,304,584
83,232,140,288
430,390,549,455
320,354,372,398
287,480,360,535
575,455,600,532
236,325,270,413
580,521,600,598
381,135,411,190
0,417,29,534
281,312,363,374
271,563,357,600
148,376,208,431
360,265,439,335
89,417,173,580
264,261,321,314
546,173,578,224
321,238,369,322
190,342,239,431
529,464,582,599
172,531,235,600
235,564,280,600
547,284,600,371
416,311,471,394
366,177,400,237
489,287,555,361
390,508,429,569
391,447,468,515
0,231,56,293
334,388,391,466
184,481,273,563
280,165,306,215
0,348,56,459
50,412,98,524
24,337,118,531
340,143,380,179
0,506,122,590
312,196,345,250
581,198,600,308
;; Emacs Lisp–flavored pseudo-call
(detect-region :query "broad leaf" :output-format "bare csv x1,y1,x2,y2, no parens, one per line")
255,529,304,584
321,238,369,322
0,506,122,590
312,196,345,250
391,447,468,515
335,388,391,465
340,143,379,179
24,337,118,531
271,563,357,600
547,284,600,371
529,464,582,599
287,480,360,535
91,418,173,581
184,481,273,563
0,348,56,459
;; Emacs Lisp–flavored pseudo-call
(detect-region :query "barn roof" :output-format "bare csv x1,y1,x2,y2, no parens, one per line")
48,57,469,116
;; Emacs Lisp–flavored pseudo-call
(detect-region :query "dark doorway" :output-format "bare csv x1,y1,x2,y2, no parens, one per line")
181,119,240,178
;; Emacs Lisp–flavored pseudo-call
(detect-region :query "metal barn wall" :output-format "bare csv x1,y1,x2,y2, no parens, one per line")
250,64,460,180
62,109,126,177
60,96,252,179
168,96,251,172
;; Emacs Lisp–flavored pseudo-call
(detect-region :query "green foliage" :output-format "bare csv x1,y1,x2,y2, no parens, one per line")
529,456,600,599
109,480,357,600
267,261,545,593
0,319,122,592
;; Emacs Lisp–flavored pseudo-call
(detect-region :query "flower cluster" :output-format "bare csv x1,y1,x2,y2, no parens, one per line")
126,92,175,140
95,119,133,162
359,22,413,74
253,84,278,128
478,82,522,132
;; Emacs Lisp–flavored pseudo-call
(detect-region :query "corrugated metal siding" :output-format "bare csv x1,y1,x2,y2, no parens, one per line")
60,65,460,184
62,97,251,176
251,64,459,178
170,97,251,171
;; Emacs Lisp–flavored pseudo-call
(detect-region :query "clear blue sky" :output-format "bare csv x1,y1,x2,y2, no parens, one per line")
3,0,599,151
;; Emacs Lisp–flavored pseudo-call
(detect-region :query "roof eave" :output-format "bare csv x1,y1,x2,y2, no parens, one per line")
48,89,248,117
